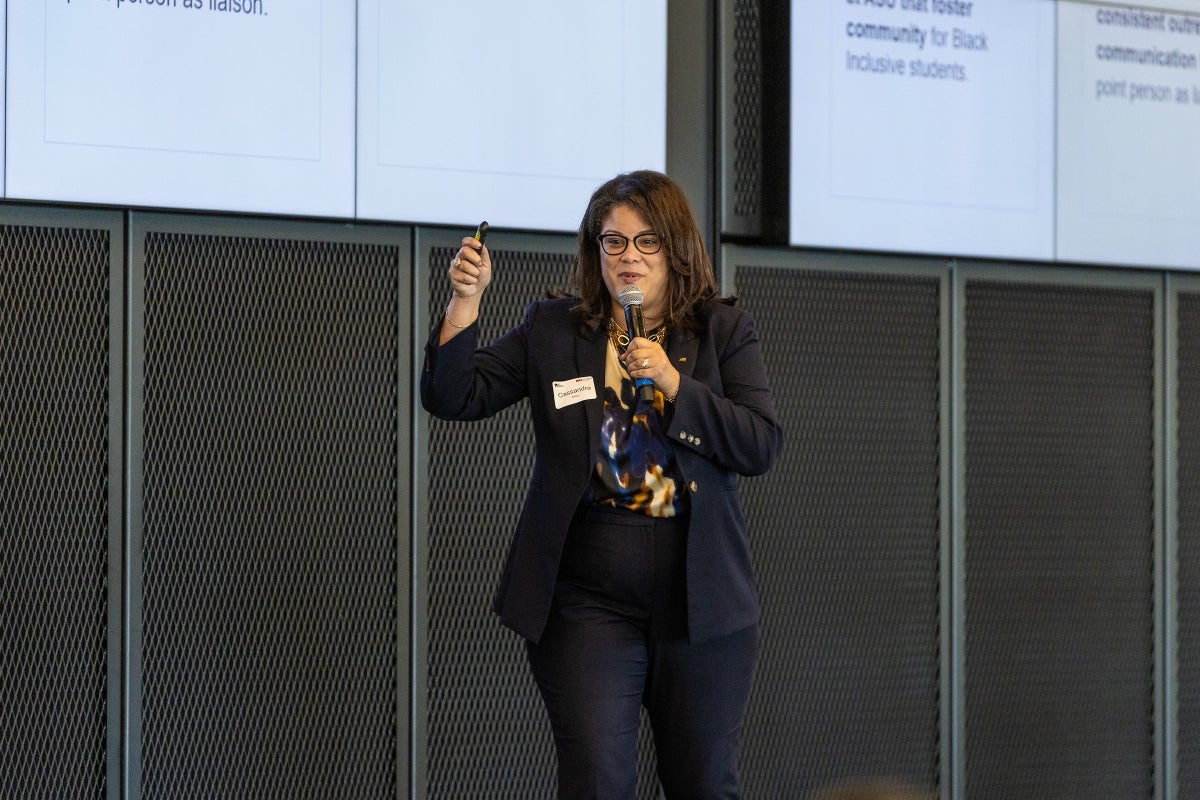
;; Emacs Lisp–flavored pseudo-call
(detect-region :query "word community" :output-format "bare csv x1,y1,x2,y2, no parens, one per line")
113,0,266,13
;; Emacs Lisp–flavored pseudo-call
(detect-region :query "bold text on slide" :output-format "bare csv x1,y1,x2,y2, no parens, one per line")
842,0,982,81
1092,10,1200,107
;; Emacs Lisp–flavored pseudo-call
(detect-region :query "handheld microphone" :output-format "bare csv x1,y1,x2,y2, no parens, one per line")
617,285,657,403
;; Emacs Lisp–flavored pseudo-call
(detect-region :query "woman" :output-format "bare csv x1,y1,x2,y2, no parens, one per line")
421,170,783,799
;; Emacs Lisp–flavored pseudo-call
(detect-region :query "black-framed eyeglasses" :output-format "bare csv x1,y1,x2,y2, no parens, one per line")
597,232,661,256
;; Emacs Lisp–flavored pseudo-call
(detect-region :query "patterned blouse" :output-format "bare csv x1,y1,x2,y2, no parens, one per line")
589,338,686,518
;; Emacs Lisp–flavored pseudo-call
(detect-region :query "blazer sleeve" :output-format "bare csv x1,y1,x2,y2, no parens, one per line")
420,302,538,421
667,306,783,477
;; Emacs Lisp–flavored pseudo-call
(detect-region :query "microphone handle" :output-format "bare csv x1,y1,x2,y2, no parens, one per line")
624,303,657,403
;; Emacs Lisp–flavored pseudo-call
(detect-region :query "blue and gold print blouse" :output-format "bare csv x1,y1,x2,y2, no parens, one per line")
590,338,686,518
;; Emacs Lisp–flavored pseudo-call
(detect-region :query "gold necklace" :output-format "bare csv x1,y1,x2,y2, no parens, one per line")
608,318,667,351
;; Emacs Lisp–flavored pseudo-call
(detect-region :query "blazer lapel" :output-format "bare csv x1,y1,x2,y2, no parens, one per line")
577,324,609,455
667,324,699,382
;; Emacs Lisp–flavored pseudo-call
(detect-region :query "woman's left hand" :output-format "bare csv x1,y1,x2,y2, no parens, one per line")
623,336,680,400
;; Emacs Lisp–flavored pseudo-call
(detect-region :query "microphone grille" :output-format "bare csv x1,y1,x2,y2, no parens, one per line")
617,284,643,308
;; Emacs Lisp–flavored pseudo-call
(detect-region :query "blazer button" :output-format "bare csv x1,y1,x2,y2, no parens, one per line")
689,481,699,493
679,431,688,440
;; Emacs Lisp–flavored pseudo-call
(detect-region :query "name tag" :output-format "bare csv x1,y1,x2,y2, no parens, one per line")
552,376,596,409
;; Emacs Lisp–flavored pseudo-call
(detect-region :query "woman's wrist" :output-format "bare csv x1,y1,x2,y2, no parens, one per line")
444,297,480,329
440,297,481,343
664,375,681,404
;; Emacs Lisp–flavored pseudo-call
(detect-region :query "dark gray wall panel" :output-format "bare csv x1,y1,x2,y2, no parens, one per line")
719,0,763,237
733,261,943,798
1,217,118,799
964,279,1156,800
1176,290,1200,800
133,221,406,799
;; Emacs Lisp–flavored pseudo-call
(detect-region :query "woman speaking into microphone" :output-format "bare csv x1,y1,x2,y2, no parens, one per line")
421,169,783,799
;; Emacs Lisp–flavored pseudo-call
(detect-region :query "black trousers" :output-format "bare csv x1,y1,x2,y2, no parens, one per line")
526,505,758,799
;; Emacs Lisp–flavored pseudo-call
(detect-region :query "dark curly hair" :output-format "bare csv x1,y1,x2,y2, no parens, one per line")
568,170,720,335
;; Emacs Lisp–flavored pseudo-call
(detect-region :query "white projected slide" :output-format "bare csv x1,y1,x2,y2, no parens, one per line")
1057,2,1200,269
6,0,354,217
357,0,667,232
790,0,1055,260
0,7,6,195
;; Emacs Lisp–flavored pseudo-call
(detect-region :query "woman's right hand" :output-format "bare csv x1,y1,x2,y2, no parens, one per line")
440,236,492,342
449,236,492,299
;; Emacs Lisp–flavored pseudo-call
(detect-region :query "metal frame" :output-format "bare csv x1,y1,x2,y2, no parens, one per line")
0,203,1187,798
0,204,126,800
716,247,1177,799
952,259,1166,800
721,243,953,798
668,0,718,257
1163,270,1200,800
716,0,759,240
124,211,412,800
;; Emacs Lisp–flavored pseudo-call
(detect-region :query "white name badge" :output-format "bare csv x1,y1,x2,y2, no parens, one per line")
552,376,597,409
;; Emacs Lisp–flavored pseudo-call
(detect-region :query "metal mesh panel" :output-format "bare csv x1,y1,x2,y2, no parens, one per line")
964,281,1155,800
730,0,762,220
139,232,400,799
0,224,112,798
424,245,661,799
734,266,942,798
1177,292,1200,799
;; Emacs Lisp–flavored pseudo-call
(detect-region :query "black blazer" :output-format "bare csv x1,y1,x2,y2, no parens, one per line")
421,297,783,643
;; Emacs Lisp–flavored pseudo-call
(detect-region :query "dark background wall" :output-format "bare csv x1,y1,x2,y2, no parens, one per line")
2,1,1194,798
